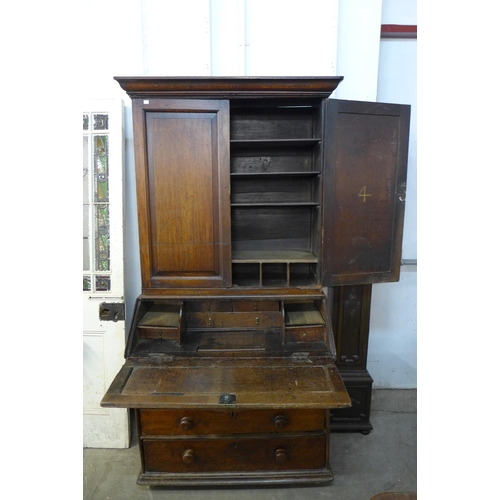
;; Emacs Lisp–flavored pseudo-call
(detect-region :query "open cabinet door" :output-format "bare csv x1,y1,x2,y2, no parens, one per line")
322,99,410,286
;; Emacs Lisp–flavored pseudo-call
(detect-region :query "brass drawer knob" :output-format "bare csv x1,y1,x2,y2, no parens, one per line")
180,417,194,431
274,415,288,429
275,448,287,463
182,448,195,464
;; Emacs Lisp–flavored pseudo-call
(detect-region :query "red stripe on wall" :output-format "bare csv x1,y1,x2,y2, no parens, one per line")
381,24,417,39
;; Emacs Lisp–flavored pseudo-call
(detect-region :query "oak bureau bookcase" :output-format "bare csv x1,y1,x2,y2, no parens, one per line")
101,77,410,486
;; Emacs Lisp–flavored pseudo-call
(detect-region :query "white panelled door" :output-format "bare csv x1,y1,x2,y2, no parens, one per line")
83,99,129,448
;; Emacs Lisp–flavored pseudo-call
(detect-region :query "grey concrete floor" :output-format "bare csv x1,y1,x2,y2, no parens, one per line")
83,389,416,500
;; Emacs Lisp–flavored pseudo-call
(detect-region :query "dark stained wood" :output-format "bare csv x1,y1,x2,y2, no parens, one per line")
114,76,343,99
285,302,325,326
186,310,282,329
285,325,325,342
139,409,325,436
139,288,326,298
329,284,374,433
101,357,351,409
230,106,318,140
322,99,410,285
136,467,333,486
101,77,411,487
132,99,231,289
142,435,327,473
232,300,280,311
137,303,182,341
197,331,267,352
231,146,315,174
329,371,373,433
231,206,315,253
125,297,154,358
231,175,317,204
332,285,372,368
183,299,279,312
186,300,233,312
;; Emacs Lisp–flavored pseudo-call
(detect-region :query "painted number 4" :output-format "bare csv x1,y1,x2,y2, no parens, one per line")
358,185,371,202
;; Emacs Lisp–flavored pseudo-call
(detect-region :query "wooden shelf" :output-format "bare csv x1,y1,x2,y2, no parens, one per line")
230,171,320,177
232,250,318,264
231,202,320,207
230,139,321,148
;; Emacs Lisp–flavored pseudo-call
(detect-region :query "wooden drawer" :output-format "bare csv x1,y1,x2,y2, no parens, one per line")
285,325,326,342
140,409,326,436
137,303,183,342
186,311,282,329
232,300,281,312
186,301,233,312
142,434,327,473
139,326,180,340
186,301,280,313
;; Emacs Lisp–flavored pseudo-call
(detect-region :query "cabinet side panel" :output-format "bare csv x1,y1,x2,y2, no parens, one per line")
322,100,410,285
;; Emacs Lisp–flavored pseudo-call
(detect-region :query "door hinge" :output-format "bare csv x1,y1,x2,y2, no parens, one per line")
99,302,125,322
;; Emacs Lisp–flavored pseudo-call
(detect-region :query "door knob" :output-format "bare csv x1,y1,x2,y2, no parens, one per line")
180,417,194,431
275,448,287,463
182,448,195,464
273,415,288,429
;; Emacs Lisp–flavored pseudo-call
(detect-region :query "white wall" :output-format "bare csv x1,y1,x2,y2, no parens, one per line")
335,0,383,101
369,267,417,388
141,0,211,76
82,0,417,388
244,0,338,76
370,0,417,388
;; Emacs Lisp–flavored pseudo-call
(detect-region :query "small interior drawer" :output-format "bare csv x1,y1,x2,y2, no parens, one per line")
137,303,184,342
284,302,325,326
285,325,326,342
186,311,282,329
139,409,326,436
142,434,327,473
232,300,281,312
139,326,180,340
186,301,233,312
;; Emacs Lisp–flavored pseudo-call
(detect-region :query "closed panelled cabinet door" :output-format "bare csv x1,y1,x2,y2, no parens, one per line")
133,99,231,289
322,99,410,286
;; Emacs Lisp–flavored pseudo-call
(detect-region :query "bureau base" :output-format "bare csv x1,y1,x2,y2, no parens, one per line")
137,469,333,487
134,408,334,487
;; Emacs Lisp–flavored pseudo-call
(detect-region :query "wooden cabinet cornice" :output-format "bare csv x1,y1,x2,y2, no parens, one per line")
114,76,343,99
